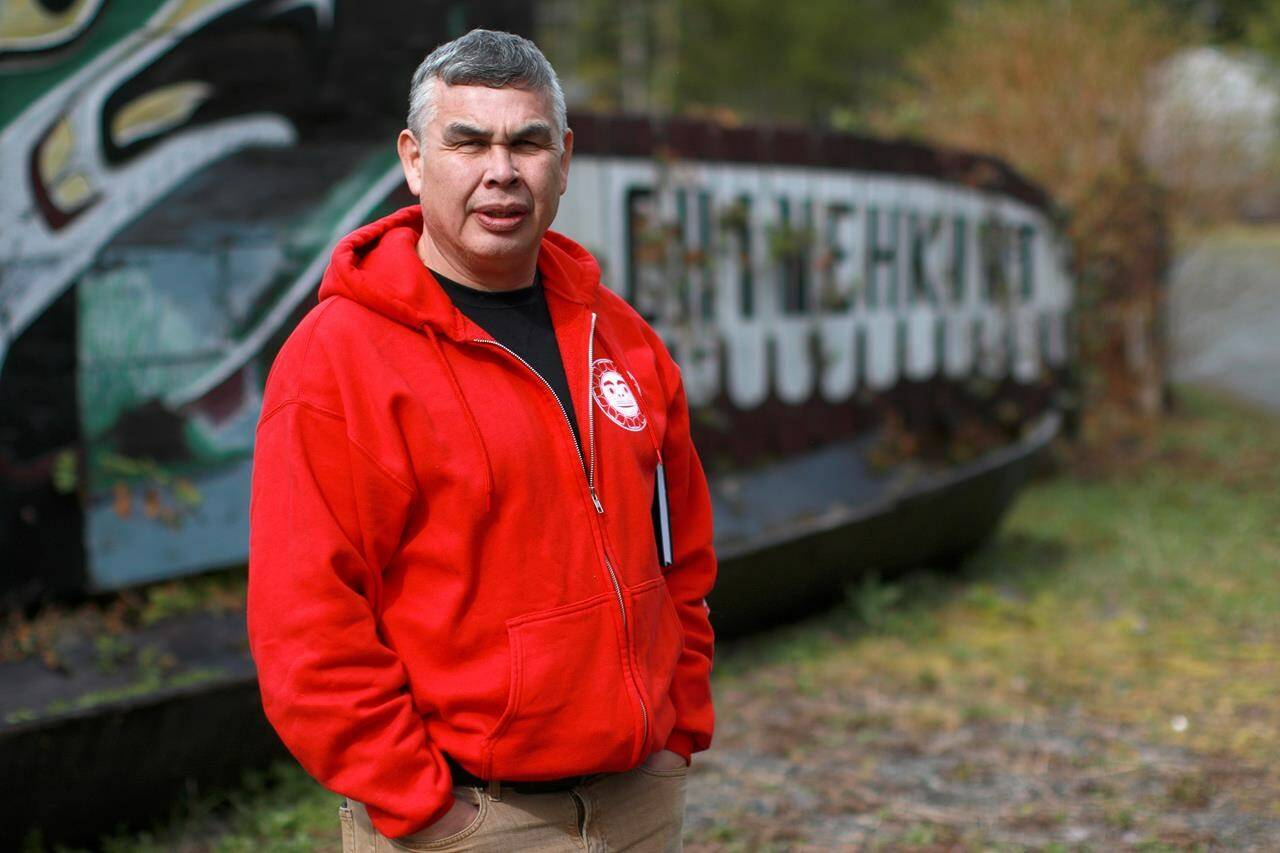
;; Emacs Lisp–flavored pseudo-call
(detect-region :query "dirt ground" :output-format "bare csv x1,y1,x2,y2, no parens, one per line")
682,650,1280,851
677,387,1280,851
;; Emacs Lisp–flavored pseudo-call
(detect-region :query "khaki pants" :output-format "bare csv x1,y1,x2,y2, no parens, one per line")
340,763,688,852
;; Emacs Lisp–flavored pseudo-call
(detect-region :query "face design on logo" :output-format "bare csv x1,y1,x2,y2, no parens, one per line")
601,371,638,415
592,358,647,431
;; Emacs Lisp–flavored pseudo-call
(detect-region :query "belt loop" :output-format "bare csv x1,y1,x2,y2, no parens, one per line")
488,778,502,801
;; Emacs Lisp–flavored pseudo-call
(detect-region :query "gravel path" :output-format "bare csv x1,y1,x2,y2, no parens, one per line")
1169,231,1280,414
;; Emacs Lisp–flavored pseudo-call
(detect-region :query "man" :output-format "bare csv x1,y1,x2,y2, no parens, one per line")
247,29,716,851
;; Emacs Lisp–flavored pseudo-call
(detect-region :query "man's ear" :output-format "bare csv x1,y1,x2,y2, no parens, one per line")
559,128,574,195
397,129,424,197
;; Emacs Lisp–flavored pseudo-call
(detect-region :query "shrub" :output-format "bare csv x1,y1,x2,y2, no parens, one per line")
874,0,1196,438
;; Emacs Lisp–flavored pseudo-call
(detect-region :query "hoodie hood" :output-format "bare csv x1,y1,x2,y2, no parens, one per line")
318,205,603,341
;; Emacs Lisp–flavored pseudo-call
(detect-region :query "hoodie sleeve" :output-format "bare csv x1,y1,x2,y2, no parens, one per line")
247,323,453,839
652,347,717,764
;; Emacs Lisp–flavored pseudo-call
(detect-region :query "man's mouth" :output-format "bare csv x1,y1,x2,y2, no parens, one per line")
474,204,529,233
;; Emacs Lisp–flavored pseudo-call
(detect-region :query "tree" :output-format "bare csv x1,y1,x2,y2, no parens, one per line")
539,0,951,123
875,0,1191,433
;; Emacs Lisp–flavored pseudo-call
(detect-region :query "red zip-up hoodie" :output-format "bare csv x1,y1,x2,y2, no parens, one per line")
247,206,716,838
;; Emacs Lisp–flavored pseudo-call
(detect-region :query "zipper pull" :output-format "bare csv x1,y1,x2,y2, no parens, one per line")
590,485,604,514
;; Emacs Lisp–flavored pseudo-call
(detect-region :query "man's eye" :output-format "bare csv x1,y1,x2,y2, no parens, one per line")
456,140,484,150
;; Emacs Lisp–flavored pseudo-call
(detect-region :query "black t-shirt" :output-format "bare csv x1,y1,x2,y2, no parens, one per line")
431,268,583,454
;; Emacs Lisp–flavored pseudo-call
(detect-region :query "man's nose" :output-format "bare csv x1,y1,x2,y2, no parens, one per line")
482,145,518,187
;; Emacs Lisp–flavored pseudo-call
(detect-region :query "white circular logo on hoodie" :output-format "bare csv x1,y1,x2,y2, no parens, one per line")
592,358,646,431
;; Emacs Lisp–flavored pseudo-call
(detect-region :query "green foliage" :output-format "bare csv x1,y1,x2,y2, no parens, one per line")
542,0,951,123
5,708,38,725
1157,0,1280,44
874,0,1197,429
140,581,211,627
899,822,937,845
93,634,133,675
764,221,814,262
139,573,247,627
1241,2,1280,58
96,761,338,853
843,571,905,631
51,449,78,494
43,667,226,720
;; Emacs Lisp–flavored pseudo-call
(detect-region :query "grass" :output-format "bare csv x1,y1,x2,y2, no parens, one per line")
872,386,1277,757
2,571,246,667
1181,221,1280,250
93,765,339,853
695,385,1280,846
48,385,1280,851
39,667,230,718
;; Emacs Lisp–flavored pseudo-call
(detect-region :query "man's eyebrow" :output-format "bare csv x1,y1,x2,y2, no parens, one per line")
440,122,555,145
510,122,554,142
442,122,492,141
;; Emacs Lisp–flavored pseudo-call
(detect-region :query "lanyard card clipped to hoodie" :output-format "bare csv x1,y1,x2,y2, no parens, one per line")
652,461,673,567
607,327,673,569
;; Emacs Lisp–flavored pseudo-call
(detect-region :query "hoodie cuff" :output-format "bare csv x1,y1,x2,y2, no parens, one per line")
663,730,697,766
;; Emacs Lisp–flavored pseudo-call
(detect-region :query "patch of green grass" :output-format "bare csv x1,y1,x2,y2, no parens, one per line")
92,386,1280,850
736,385,1280,767
1,567,246,670
93,634,133,674
39,667,229,720
1186,222,1280,251
899,822,937,845
139,573,247,627
89,762,339,853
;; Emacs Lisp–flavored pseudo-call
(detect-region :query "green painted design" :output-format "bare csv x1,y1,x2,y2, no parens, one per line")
289,148,401,251
0,0,168,125
78,264,212,441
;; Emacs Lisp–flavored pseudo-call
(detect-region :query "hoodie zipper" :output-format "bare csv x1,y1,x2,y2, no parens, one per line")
586,314,651,757
470,311,650,752
469,325,624,624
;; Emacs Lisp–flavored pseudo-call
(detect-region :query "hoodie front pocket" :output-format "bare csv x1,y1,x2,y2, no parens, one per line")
627,577,684,744
482,593,638,778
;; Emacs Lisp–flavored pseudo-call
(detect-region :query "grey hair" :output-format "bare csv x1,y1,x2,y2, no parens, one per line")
407,29,568,144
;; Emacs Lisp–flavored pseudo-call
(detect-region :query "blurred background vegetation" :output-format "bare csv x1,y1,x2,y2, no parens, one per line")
543,0,1280,125
541,0,1280,442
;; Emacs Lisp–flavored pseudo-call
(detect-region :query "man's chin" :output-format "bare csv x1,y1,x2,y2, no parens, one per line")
465,230,541,260
454,233,543,279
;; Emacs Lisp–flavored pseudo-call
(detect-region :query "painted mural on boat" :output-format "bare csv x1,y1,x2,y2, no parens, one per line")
0,0,1072,600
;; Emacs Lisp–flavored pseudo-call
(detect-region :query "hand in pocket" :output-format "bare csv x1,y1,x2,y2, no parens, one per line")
394,795,480,843
640,749,688,771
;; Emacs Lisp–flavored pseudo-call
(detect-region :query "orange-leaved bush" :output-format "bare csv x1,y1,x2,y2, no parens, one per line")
874,0,1192,437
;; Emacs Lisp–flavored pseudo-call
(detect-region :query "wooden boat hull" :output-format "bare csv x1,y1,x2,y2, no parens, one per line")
0,415,1056,847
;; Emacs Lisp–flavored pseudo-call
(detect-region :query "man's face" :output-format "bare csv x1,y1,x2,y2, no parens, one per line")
397,80,572,288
